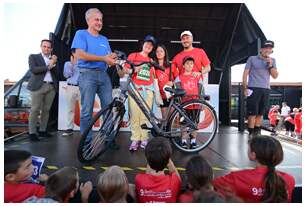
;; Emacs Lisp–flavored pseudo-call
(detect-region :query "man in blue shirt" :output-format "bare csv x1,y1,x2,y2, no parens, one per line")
62,50,80,136
71,8,118,148
242,40,278,138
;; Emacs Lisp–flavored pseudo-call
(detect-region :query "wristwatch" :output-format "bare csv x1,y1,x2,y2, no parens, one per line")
268,65,274,70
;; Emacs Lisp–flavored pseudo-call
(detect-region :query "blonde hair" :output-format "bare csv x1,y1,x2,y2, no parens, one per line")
97,165,129,203
85,8,103,22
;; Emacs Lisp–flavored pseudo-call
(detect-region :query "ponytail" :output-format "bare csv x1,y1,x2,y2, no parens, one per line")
262,165,287,202
249,136,288,202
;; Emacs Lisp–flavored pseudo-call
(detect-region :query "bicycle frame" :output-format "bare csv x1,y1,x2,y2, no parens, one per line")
119,73,198,138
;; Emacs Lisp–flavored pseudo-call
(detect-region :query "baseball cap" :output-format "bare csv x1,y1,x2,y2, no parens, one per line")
180,30,193,39
262,40,274,48
144,35,156,46
182,56,194,65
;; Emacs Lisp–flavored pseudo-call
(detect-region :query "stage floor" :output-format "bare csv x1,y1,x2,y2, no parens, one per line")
4,126,302,187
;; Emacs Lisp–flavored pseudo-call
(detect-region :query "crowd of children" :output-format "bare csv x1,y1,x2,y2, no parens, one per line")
5,135,296,203
268,104,302,139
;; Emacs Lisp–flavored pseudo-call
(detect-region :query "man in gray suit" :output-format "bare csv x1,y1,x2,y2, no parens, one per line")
27,39,58,141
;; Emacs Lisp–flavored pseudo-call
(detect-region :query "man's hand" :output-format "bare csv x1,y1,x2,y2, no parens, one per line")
265,57,273,67
49,55,57,68
244,88,248,97
104,53,117,66
80,181,93,203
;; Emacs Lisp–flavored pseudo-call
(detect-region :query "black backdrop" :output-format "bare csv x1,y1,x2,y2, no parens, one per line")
51,3,266,125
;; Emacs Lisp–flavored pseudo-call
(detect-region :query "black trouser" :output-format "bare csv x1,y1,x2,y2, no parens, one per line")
284,121,295,132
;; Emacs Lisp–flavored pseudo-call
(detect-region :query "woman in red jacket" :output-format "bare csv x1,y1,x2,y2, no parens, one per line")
213,135,295,203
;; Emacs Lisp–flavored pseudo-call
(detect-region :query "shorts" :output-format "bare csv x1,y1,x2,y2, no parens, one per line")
160,98,171,108
247,87,270,116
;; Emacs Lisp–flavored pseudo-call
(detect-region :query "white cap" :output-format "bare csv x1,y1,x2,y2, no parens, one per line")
180,30,193,39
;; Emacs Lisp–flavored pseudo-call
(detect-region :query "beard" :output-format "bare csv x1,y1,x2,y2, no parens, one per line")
182,41,192,49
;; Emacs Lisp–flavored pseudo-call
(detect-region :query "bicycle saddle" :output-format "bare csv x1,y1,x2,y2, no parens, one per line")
164,87,186,97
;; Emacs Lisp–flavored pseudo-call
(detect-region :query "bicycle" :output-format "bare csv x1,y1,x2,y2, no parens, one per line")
77,52,218,162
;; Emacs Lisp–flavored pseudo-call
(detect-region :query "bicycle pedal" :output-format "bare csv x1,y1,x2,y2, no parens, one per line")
141,124,152,130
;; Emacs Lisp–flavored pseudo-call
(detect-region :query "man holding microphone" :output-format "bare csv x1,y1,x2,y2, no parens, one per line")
243,40,278,138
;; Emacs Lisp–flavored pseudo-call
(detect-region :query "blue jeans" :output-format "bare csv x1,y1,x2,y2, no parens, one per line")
78,68,112,141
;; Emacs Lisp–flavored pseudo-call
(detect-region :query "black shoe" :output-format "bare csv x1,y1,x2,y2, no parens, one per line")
190,142,198,149
106,140,120,150
39,131,53,138
181,141,188,149
29,133,40,141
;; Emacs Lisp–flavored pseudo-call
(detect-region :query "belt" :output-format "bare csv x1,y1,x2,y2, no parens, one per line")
79,68,104,72
44,81,53,84
67,83,78,86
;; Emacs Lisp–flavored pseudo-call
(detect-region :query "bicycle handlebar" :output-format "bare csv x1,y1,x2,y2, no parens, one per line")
116,59,165,75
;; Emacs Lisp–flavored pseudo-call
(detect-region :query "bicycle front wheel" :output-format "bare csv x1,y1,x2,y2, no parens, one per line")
168,99,218,153
77,104,117,162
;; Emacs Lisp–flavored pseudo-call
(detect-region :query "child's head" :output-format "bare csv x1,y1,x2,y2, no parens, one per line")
145,137,172,172
186,155,213,190
182,56,194,73
97,165,129,203
248,135,283,166
4,150,34,182
248,136,287,202
45,167,79,202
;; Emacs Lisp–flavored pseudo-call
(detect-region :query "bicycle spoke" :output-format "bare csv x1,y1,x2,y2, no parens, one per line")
169,100,217,152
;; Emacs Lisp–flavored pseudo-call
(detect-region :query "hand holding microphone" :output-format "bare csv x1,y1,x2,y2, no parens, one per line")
49,55,57,69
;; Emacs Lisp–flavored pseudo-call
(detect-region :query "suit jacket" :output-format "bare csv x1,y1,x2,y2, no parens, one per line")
27,53,59,92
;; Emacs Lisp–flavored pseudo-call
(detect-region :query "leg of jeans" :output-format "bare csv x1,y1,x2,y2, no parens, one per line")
96,71,113,142
97,71,112,110
79,71,97,140
29,86,45,134
39,84,56,132
140,91,154,141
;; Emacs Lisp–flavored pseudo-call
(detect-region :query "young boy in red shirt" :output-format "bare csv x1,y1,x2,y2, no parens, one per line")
175,56,203,149
4,150,47,203
135,137,181,203
268,105,280,135
213,136,295,203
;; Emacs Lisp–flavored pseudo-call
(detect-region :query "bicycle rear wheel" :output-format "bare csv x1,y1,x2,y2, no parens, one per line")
168,99,218,153
77,104,120,162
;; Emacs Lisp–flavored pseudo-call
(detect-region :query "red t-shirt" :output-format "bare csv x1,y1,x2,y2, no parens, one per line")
172,47,211,75
135,172,181,203
126,52,154,86
213,166,295,203
175,74,202,103
178,190,193,203
294,112,302,133
155,66,178,99
4,182,45,203
268,110,278,126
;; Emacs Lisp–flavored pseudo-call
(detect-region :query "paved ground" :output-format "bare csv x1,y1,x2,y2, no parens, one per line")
4,126,302,188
